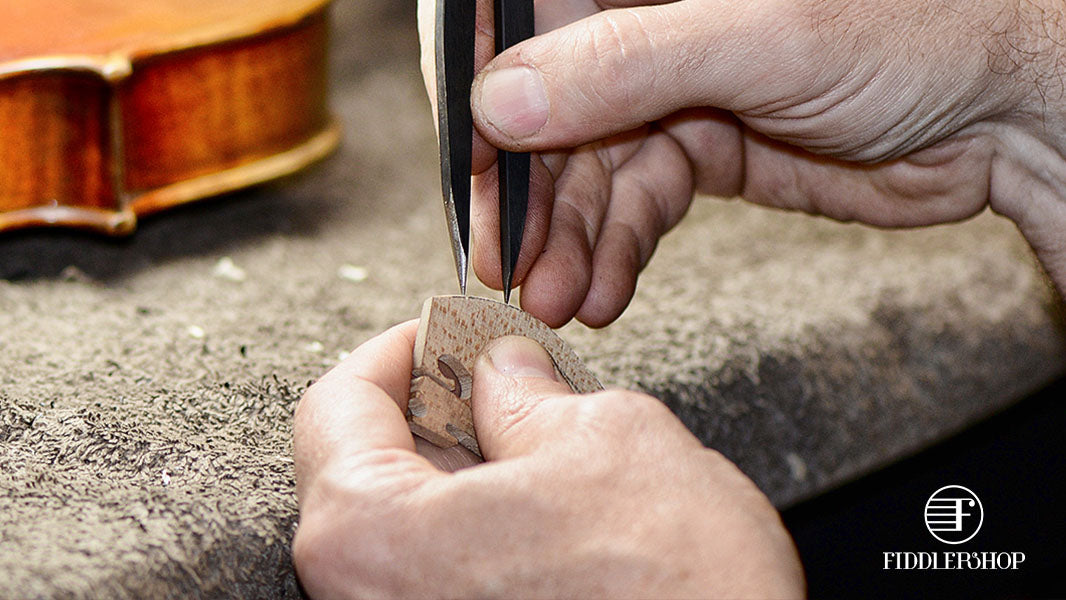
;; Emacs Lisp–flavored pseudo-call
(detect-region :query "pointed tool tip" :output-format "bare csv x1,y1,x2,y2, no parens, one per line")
502,272,514,304
500,265,512,303
452,244,469,296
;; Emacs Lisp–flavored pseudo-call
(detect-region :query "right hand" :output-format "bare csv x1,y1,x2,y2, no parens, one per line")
420,0,1066,327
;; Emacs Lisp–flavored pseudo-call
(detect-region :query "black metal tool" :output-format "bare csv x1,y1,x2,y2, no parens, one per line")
436,0,533,303
435,0,476,294
494,0,534,303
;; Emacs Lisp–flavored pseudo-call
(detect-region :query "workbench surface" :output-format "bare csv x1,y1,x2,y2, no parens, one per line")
2,1,1064,597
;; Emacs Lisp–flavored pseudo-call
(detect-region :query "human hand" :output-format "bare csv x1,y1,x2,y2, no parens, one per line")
292,321,804,598
419,0,1066,326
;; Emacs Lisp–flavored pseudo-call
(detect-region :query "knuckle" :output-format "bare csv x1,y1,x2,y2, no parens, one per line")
293,382,319,420
607,185,665,266
291,518,328,586
292,376,343,443
318,448,430,501
701,448,778,514
615,220,653,270
292,381,327,437
553,162,610,248
292,508,379,598
585,13,639,70
575,11,654,113
293,487,358,595
569,389,673,437
293,449,433,594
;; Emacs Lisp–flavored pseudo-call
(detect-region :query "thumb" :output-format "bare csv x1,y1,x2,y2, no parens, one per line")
471,335,575,460
471,1,813,150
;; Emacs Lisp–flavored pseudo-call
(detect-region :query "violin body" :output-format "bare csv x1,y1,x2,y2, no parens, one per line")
0,0,337,234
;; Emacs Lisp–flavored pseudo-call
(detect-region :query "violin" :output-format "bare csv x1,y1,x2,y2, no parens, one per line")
0,0,337,234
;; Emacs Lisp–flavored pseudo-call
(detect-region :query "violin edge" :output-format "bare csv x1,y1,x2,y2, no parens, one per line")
0,2,337,236
0,121,340,236
0,0,332,71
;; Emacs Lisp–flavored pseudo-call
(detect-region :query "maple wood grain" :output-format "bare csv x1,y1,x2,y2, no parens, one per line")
409,295,603,455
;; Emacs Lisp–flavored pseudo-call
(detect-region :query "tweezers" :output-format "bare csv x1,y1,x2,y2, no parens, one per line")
436,0,534,303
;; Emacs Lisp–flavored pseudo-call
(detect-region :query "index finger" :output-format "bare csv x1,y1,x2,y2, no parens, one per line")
293,320,423,500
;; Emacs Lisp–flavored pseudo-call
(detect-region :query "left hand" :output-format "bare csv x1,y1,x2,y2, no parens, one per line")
292,321,803,598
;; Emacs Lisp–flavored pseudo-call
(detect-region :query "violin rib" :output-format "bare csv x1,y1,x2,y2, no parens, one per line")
0,0,338,234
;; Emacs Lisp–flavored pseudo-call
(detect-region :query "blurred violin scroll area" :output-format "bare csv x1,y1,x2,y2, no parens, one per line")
0,0,339,235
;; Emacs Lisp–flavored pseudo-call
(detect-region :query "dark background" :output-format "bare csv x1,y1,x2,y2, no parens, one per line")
783,380,1066,599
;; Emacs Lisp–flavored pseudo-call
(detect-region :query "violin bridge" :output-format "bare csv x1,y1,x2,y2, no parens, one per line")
407,295,602,457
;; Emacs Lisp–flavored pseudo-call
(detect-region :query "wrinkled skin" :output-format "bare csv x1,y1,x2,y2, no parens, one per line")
293,323,804,599
419,0,1066,327
292,2,1066,597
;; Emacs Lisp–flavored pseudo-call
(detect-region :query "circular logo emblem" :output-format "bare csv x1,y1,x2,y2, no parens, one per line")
925,485,983,544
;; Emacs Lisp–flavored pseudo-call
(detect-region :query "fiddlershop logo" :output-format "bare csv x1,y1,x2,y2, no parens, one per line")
925,485,983,544
883,485,1026,571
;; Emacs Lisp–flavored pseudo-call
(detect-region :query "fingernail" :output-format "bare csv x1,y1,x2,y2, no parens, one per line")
487,336,558,380
478,67,549,139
